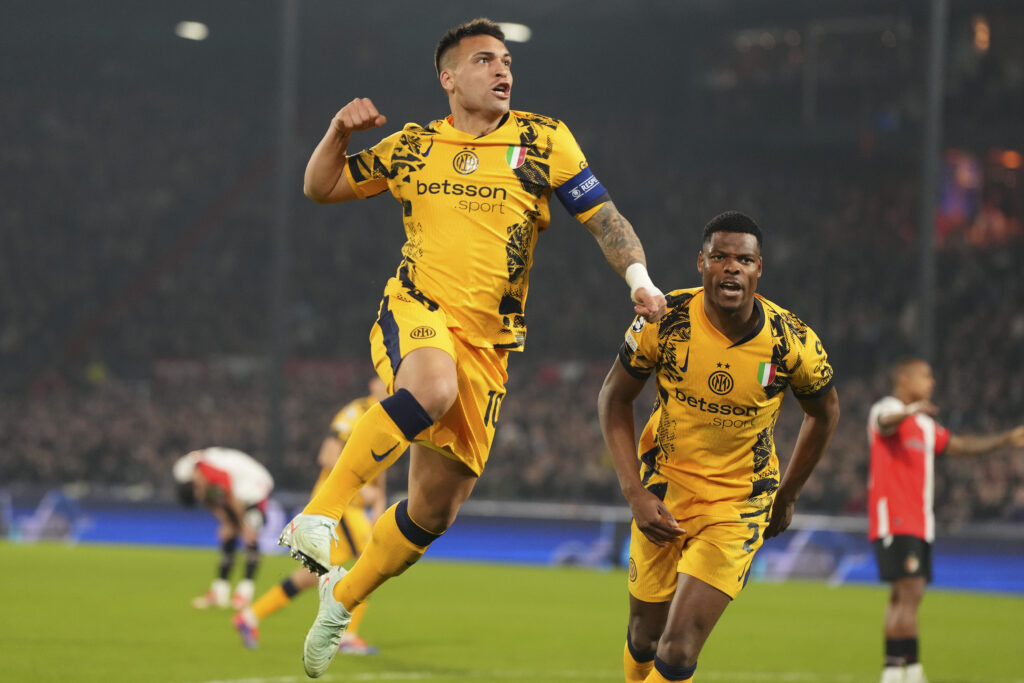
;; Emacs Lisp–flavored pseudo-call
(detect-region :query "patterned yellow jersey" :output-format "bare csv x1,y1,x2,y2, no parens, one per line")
619,288,834,518
342,110,610,351
321,395,378,508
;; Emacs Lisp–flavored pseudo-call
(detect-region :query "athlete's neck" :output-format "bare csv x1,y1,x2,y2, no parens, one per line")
448,107,507,137
703,298,759,345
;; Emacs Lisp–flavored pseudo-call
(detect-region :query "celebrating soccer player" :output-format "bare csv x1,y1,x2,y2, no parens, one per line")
867,358,1024,683
598,212,840,683
233,378,389,655
279,18,667,677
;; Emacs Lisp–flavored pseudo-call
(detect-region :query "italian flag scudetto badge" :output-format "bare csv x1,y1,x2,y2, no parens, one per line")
757,362,777,386
506,145,527,169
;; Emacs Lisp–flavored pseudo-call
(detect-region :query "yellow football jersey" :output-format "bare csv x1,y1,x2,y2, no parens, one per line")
619,288,834,517
320,395,378,508
342,110,610,351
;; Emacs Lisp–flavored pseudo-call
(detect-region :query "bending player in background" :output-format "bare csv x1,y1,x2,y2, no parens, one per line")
599,212,839,683
173,447,274,610
233,378,389,655
280,17,667,678
868,358,1024,683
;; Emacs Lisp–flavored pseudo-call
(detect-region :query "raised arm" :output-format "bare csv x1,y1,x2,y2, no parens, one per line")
598,360,683,546
947,425,1024,456
876,400,938,432
583,202,667,322
765,386,840,539
304,97,387,204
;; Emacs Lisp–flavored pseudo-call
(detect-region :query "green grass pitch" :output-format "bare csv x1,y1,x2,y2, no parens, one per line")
1,542,1021,682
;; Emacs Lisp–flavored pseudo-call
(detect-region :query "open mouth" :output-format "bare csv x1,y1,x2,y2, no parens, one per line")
491,82,510,98
719,280,743,295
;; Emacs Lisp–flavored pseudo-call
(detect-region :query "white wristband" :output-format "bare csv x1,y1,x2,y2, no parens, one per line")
624,263,663,303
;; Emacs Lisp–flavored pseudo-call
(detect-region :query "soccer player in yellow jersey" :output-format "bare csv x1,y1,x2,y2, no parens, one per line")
278,18,668,677
599,212,840,683
233,379,389,654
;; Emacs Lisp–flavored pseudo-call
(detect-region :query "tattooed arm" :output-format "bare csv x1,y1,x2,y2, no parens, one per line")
583,202,667,322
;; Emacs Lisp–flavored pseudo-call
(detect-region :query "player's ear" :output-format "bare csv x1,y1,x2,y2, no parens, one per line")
697,250,705,274
439,67,455,94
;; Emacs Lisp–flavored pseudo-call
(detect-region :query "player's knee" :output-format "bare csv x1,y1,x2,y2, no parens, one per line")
627,621,661,655
409,379,458,420
656,639,699,668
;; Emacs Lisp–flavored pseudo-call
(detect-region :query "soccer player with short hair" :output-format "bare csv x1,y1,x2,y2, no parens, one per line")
868,358,1024,683
173,447,274,611
599,212,839,683
279,17,667,677
232,378,389,654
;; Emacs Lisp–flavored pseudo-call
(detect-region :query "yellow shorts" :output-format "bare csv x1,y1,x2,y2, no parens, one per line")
331,502,372,565
627,512,767,602
369,277,509,476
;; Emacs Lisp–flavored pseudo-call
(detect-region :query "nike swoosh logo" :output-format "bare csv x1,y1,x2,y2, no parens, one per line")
422,138,434,157
371,444,398,462
682,347,689,372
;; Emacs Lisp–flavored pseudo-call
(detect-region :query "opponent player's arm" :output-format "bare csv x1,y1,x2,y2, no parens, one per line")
304,97,387,204
946,425,1024,456
583,202,667,322
876,400,938,432
765,386,840,539
598,361,683,546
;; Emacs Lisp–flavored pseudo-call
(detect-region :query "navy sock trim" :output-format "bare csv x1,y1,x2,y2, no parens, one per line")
244,542,260,580
281,577,301,598
395,498,442,548
625,630,656,663
653,656,697,681
380,389,434,440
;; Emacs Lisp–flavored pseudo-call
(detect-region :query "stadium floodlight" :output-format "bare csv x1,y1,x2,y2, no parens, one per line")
498,22,532,43
175,21,209,41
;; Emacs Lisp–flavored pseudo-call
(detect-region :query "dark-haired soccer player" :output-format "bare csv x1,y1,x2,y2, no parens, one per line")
868,358,1024,683
279,18,667,677
172,448,274,611
599,212,839,683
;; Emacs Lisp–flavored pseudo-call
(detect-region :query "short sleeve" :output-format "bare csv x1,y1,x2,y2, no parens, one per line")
549,121,610,221
788,324,835,399
869,396,907,436
618,315,659,379
329,403,362,442
341,133,398,199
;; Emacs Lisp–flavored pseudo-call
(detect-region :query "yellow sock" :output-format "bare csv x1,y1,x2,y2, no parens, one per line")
251,584,291,621
643,659,695,683
643,671,692,683
334,501,439,609
346,601,369,636
304,392,432,520
625,642,655,683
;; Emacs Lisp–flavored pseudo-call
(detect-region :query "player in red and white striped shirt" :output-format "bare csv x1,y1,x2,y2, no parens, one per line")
173,448,275,611
867,358,1024,683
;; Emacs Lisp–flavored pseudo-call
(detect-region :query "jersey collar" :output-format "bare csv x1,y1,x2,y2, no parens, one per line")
693,290,765,348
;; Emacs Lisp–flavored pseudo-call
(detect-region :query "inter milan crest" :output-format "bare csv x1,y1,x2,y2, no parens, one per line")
453,149,479,175
708,370,733,395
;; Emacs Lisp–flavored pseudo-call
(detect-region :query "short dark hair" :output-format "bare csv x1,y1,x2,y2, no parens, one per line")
889,356,926,387
702,211,763,250
435,18,505,76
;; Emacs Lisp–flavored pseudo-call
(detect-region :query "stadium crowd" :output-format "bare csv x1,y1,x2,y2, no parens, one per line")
3,3,1024,531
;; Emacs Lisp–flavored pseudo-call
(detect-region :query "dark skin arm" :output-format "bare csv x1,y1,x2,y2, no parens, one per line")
598,360,683,546
765,386,840,539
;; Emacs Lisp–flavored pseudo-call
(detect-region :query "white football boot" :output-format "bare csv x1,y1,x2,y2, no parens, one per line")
191,578,230,609
303,566,352,678
278,514,338,575
232,579,255,610
904,663,928,683
880,666,906,683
